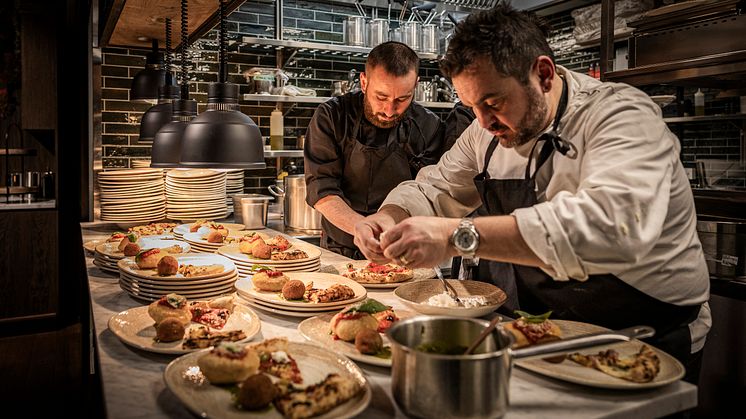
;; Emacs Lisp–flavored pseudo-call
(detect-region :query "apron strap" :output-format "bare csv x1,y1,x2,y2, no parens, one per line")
480,138,500,180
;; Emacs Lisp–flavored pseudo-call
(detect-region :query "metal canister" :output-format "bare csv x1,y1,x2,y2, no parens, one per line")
367,18,389,47
401,21,422,52
421,24,439,54
344,16,367,47
389,26,402,43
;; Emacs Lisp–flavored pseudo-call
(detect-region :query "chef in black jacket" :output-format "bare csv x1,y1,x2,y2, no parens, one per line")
304,41,445,259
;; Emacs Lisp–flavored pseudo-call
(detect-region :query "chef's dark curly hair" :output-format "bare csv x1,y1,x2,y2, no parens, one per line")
366,41,419,76
440,4,554,84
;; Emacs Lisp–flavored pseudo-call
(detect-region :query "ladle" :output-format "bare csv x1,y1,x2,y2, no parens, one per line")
464,315,502,354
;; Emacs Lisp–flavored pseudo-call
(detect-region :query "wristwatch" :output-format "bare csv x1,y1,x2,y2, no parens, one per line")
451,218,480,258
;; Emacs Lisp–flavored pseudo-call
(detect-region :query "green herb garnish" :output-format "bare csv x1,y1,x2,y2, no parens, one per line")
514,310,553,324
345,298,389,314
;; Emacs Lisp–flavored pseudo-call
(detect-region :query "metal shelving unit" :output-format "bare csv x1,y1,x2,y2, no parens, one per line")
239,36,440,61
0,148,36,156
663,114,746,123
241,94,455,109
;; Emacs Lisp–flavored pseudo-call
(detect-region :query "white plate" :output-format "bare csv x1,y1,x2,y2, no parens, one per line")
119,280,236,301
298,310,415,368
236,294,338,318
234,272,366,309
394,279,507,318
108,304,260,355
119,270,238,287
92,259,119,274
235,289,351,312
120,273,238,292
167,169,224,179
95,239,190,259
233,259,322,271
164,341,371,419
330,261,435,289
514,320,686,390
217,241,322,266
84,239,105,254
117,253,237,281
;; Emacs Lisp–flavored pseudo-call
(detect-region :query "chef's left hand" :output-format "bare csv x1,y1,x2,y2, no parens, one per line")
380,216,460,268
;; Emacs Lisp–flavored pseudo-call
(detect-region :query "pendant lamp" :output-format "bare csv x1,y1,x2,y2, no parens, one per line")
179,0,265,169
150,4,198,167
140,19,180,143
130,39,167,101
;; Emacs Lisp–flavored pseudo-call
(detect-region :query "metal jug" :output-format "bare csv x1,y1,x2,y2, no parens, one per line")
268,175,322,232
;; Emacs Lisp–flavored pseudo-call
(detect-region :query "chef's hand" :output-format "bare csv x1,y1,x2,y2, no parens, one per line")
380,216,460,268
354,212,397,263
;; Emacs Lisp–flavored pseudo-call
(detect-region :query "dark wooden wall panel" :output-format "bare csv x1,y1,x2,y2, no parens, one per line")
0,210,59,321
20,9,57,131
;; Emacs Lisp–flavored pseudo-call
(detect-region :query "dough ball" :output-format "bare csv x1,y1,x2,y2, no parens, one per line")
197,343,260,384
205,230,224,243
282,280,305,300
330,312,379,342
157,255,179,276
237,373,277,410
155,317,186,342
123,242,141,257
355,329,383,355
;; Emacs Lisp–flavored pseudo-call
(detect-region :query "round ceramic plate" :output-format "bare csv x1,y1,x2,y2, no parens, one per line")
167,169,224,179
84,239,106,254
330,261,436,289
117,253,236,281
394,279,507,318
108,304,260,355
217,240,322,266
514,320,686,390
235,272,366,309
235,289,352,313
95,238,190,259
163,341,372,419
119,280,236,301
235,294,338,318
119,269,238,286
298,309,415,367
120,272,238,292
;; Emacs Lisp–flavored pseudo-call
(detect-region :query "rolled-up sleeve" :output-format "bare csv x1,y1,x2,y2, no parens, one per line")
513,89,674,281
304,103,344,207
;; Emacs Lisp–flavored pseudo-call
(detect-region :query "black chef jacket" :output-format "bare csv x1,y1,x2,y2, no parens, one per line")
304,91,446,252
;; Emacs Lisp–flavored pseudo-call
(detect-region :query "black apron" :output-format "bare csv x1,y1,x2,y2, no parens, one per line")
461,77,700,365
321,111,422,259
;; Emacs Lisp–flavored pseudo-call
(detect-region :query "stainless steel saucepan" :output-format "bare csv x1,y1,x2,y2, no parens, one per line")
387,316,655,419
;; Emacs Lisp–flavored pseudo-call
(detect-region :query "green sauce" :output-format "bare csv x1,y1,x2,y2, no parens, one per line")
416,341,468,355
373,346,392,359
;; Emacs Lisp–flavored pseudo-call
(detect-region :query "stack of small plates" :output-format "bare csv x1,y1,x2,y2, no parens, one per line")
173,222,246,240
225,169,245,214
93,237,190,275
217,237,323,277
98,169,166,223
234,272,366,317
117,253,238,302
131,160,152,169
165,169,228,221
181,228,254,253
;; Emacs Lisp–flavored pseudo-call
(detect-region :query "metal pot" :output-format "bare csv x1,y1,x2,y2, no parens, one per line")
697,216,746,279
268,175,321,232
232,194,271,229
367,18,389,47
344,16,367,47
401,21,422,52
415,81,437,102
421,24,439,54
387,316,654,419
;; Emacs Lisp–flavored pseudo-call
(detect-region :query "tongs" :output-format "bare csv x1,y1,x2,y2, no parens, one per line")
434,266,463,306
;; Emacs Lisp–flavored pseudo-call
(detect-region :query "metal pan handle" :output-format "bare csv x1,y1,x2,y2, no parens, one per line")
511,325,655,360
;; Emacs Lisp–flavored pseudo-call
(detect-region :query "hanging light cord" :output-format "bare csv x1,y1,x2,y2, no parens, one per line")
165,18,172,78
180,0,189,99
219,0,227,83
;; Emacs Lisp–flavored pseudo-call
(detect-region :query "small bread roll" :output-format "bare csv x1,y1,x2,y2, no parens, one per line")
118,233,139,252
197,343,260,384
123,242,141,257
148,293,191,325
252,270,289,291
205,230,224,243
136,248,163,269
330,311,379,342
251,238,272,259
157,255,179,276
282,280,306,300
355,329,383,355
237,374,276,410
155,317,186,342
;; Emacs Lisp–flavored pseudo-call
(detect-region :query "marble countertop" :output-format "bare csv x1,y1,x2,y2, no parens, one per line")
81,222,697,419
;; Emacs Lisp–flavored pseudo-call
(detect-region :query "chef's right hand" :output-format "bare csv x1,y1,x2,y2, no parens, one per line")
354,213,396,263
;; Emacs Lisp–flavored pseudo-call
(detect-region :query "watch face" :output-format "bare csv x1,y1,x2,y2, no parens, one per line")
455,229,476,251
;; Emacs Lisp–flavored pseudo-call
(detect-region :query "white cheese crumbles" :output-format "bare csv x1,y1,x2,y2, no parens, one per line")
271,350,290,363
425,292,488,308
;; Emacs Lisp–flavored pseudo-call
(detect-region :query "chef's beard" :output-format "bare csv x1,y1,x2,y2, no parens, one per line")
363,94,407,129
490,83,549,148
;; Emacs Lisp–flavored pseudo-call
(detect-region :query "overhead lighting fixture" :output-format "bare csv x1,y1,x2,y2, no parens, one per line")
130,39,167,101
179,0,265,169
140,19,180,143
150,4,197,167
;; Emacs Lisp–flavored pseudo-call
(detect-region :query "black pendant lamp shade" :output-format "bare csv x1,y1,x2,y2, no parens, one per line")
179,83,265,169
150,99,198,168
179,0,265,169
130,39,167,101
139,83,180,142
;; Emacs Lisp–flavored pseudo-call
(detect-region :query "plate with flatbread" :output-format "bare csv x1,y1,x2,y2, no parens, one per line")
117,253,236,281
235,272,366,309
331,261,435,288
514,320,685,389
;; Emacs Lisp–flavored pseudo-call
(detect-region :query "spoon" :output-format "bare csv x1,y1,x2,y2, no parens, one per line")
465,315,502,355
433,266,463,306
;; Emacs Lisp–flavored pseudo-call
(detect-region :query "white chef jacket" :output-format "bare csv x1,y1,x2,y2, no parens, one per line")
382,66,711,352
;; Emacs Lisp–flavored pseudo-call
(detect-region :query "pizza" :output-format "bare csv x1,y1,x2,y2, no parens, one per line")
274,373,362,419
189,303,230,329
271,249,309,261
182,326,247,350
251,337,303,384
177,264,224,277
341,262,413,284
503,311,562,348
128,222,176,236
568,344,661,383
305,282,356,303
267,235,291,252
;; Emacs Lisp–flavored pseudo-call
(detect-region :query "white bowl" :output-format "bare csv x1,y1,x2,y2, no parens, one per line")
394,279,507,318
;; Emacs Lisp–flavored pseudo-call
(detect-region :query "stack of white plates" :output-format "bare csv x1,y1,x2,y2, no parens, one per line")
217,237,322,277
181,228,254,253
98,169,166,223
234,272,366,317
93,237,190,275
166,169,228,221
117,253,238,302
225,169,245,214
131,160,152,169
173,222,246,240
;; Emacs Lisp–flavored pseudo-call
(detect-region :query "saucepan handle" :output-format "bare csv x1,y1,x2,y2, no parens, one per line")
267,184,285,197
511,325,655,360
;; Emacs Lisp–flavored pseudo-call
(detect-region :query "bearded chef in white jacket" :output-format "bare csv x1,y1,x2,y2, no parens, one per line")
354,4,710,384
